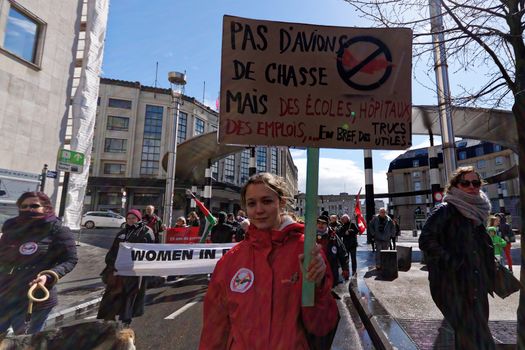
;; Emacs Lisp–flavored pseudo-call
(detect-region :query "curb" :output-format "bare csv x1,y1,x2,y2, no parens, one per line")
44,297,102,329
349,271,418,350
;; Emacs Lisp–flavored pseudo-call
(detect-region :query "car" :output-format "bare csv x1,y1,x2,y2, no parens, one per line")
81,211,126,229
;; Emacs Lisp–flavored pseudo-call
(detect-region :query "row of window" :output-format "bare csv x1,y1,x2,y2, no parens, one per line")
413,155,505,169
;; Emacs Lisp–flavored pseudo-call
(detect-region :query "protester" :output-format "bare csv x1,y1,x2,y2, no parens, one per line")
236,209,247,223
419,166,495,349
187,211,200,227
227,212,240,229
200,173,339,349
316,214,350,286
337,214,359,275
210,211,235,243
496,213,513,271
175,216,187,228
142,205,165,243
487,225,507,264
390,217,401,250
97,209,155,326
0,191,78,335
328,214,341,231
234,218,250,242
368,208,396,269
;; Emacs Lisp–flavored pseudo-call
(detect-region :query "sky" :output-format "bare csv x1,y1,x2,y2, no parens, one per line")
101,0,446,197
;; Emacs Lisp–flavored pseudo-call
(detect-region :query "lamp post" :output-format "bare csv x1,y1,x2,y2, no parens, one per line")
163,71,186,230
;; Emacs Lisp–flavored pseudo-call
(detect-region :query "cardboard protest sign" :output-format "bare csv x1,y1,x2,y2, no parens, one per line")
220,15,412,150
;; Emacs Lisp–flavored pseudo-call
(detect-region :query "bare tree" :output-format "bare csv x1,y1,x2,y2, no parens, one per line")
343,0,525,346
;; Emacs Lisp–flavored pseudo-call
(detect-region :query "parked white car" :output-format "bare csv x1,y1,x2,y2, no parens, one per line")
81,211,126,229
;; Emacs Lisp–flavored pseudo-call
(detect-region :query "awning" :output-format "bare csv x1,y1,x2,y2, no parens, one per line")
163,131,246,184
411,105,517,152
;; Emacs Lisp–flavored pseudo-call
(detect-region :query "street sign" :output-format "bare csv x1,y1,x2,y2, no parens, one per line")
57,149,85,174
46,170,58,178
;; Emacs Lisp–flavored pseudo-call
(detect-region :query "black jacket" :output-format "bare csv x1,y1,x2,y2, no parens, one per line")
337,222,359,249
210,223,235,243
317,228,349,286
419,203,495,326
98,221,154,321
0,216,78,310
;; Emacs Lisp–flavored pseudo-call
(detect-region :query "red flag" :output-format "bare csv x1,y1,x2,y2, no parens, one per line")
354,188,367,235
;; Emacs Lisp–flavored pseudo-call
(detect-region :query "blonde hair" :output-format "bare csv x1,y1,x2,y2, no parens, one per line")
487,215,500,227
240,173,291,209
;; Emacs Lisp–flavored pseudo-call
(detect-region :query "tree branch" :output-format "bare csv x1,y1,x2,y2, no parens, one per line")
440,0,517,92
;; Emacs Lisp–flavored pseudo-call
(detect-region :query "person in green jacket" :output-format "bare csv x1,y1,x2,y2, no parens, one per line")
487,226,507,264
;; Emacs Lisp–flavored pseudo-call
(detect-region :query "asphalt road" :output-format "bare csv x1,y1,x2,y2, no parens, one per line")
77,227,119,249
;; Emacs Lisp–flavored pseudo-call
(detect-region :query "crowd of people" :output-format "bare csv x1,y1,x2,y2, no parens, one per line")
0,167,518,349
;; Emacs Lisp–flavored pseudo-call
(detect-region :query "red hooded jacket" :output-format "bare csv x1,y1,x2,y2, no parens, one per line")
199,218,339,349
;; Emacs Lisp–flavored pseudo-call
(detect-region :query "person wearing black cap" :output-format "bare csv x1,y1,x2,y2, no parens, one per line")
210,211,236,243
316,214,350,286
97,209,155,325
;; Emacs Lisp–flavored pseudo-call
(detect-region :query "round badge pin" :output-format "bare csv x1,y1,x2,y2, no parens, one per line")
19,242,38,255
230,268,254,293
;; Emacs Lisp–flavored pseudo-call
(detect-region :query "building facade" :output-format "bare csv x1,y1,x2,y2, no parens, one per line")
387,139,519,229
86,78,298,218
295,192,384,219
0,0,83,219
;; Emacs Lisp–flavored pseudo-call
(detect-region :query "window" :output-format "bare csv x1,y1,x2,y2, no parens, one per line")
412,171,421,178
2,3,44,65
414,181,421,191
224,155,235,182
98,193,121,205
103,163,126,175
107,116,129,131
412,159,419,167
415,195,423,204
104,138,127,153
195,118,205,135
211,161,218,179
257,147,267,172
133,193,160,206
108,98,132,109
141,105,163,175
477,159,486,168
494,144,502,152
177,112,187,144
271,148,278,174
240,149,250,184
458,151,467,160
495,156,504,165
475,147,483,157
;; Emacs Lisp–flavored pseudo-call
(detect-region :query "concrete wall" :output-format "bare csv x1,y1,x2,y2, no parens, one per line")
0,0,81,199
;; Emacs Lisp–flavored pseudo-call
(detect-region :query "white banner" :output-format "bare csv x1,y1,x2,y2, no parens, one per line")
114,243,237,276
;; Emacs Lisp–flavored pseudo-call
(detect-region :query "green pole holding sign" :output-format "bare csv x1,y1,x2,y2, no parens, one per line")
302,147,320,307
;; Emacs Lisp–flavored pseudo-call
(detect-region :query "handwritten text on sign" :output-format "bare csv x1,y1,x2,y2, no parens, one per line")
219,16,412,150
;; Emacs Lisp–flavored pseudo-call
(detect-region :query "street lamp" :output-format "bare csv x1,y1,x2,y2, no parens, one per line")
163,71,187,230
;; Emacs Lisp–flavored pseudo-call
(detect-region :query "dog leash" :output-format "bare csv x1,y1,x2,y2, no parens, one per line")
26,270,60,330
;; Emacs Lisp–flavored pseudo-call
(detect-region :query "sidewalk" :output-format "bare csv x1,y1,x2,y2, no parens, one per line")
351,234,521,349
43,243,107,329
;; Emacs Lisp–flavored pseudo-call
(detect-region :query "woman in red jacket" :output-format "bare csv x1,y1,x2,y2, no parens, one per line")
199,173,339,349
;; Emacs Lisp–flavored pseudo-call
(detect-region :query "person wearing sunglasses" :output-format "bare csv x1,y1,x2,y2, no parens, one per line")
420,166,495,349
0,191,78,335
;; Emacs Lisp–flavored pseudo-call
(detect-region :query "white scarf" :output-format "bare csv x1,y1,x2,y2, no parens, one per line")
443,187,491,226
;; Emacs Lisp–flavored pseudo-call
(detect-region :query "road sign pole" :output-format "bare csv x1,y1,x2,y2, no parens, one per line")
58,171,70,218
40,164,48,192
302,147,319,307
